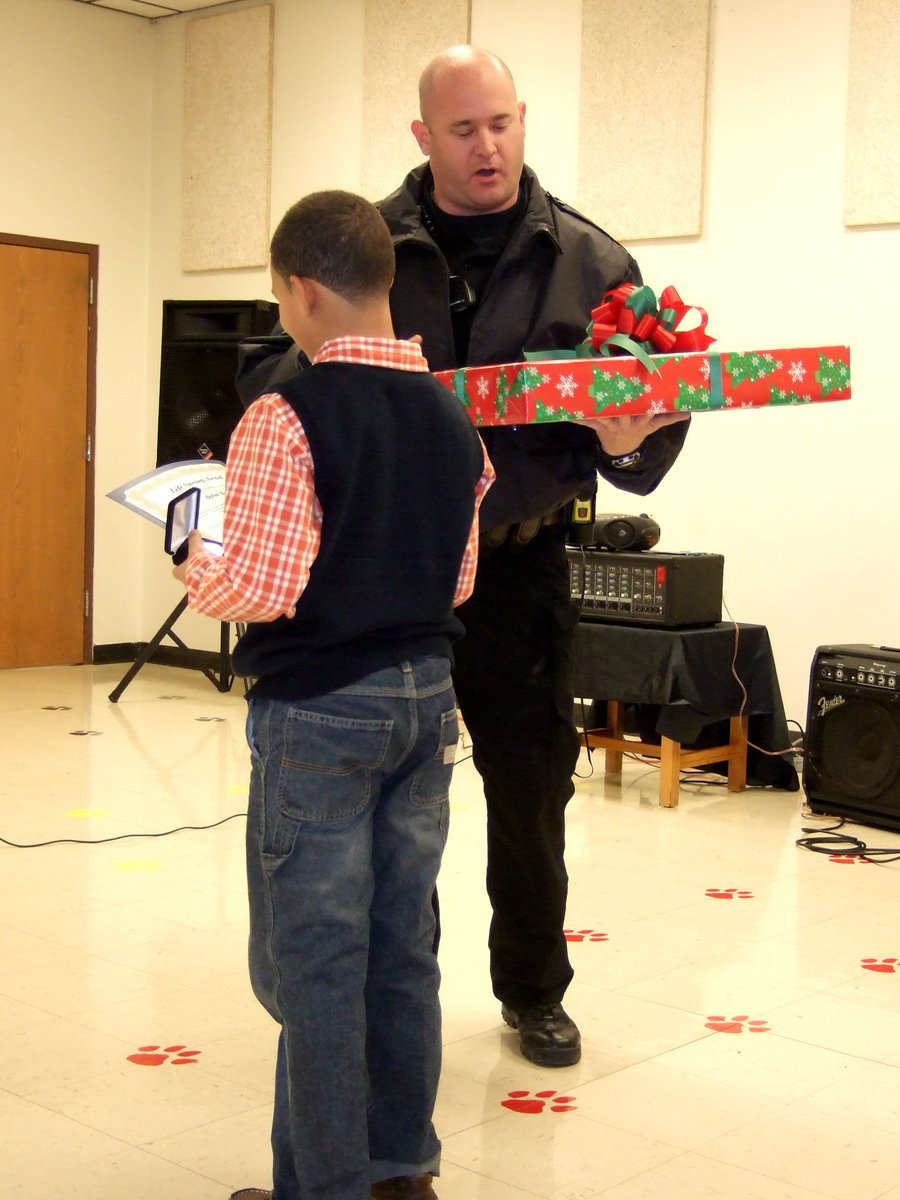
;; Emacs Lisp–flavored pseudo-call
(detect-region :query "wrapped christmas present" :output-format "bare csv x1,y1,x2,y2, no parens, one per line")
433,283,851,426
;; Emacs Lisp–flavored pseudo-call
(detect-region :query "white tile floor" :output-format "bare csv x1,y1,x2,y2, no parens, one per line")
3,662,900,1200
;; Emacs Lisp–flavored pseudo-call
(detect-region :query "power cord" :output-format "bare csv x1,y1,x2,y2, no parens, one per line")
795,815,900,863
3,715,479,849
720,600,797,760
0,811,247,849
571,573,799,779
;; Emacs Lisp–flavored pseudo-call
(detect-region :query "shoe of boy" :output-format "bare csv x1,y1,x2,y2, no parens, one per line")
229,1190,273,1199
372,1173,437,1199
501,1002,581,1066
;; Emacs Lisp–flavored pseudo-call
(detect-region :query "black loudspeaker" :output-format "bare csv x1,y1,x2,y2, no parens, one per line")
804,644,900,831
157,299,278,466
591,512,661,552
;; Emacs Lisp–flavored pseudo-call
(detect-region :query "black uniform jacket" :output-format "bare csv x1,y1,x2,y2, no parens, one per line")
237,163,689,531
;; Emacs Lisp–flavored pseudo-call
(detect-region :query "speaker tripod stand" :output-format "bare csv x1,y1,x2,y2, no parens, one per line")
108,596,241,702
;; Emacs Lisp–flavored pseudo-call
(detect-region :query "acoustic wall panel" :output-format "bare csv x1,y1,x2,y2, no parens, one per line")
577,0,710,242
360,0,469,202
845,0,900,227
182,5,274,271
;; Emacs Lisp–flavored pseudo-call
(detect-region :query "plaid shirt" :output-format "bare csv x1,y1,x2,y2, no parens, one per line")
185,336,494,623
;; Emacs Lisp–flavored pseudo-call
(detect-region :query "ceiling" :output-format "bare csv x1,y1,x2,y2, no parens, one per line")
69,0,240,18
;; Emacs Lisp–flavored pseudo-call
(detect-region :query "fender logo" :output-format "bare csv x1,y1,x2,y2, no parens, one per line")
817,694,846,717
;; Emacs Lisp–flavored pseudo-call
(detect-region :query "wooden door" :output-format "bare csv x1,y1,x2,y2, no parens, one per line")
0,235,96,668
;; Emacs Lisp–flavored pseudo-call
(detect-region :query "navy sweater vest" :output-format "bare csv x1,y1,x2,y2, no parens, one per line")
232,360,485,701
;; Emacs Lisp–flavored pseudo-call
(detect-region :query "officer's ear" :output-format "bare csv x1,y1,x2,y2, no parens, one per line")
411,119,431,156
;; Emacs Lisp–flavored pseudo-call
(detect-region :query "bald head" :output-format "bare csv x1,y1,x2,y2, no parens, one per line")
411,44,526,216
418,45,517,123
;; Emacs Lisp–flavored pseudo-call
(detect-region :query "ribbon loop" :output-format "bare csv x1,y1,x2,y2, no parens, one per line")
525,283,715,372
587,283,715,368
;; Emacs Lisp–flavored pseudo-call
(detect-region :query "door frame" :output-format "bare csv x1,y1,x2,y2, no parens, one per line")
0,231,98,663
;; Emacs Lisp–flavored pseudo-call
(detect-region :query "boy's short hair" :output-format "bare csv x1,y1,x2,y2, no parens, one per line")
270,190,395,304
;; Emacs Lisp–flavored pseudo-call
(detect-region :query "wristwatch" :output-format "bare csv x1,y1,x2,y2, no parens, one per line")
609,450,642,469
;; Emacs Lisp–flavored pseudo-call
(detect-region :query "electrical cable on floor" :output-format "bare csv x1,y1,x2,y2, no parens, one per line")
795,816,900,863
0,811,248,849
3,712,476,850
575,591,803,787
681,716,806,789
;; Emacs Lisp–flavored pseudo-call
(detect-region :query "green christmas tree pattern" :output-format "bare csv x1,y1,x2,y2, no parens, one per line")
673,379,714,411
816,352,850,397
535,399,579,422
725,351,779,388
492,364,546,420
587,366,648,414
449,346,845,425
769,386,809,406
493,369,510,419
510,365,547,395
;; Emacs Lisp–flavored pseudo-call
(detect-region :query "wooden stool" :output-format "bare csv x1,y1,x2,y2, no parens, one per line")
581,700,749,807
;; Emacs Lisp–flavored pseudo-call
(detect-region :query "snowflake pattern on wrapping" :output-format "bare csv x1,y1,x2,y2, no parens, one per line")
437,346,849,425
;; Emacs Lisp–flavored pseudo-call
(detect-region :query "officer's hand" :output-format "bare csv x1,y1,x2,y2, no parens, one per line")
574,412,690,456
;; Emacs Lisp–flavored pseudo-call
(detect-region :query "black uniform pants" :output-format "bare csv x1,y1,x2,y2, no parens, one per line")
451,527,581,1010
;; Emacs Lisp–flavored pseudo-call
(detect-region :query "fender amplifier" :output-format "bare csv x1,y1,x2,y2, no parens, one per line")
567,548,724,628
804,644,900,831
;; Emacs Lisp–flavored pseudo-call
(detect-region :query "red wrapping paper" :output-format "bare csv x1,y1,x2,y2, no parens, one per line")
434,346,851,427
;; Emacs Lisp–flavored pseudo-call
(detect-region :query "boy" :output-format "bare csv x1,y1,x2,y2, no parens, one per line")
175,190,493,1200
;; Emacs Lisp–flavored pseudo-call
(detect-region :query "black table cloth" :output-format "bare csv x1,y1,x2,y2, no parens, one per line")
573,621,799,790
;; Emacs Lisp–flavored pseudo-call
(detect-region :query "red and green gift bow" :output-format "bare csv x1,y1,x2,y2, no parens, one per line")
526,283,715,372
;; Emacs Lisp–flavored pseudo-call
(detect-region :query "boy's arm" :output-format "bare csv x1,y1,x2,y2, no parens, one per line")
176,395,318,623
453,440,495,607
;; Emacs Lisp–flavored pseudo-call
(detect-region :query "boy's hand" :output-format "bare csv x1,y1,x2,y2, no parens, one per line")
172,529,205,584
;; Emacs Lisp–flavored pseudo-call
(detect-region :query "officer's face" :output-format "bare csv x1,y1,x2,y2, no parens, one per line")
411,60,525,216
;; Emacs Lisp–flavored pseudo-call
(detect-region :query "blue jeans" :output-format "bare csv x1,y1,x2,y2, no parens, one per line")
244,657,458,1200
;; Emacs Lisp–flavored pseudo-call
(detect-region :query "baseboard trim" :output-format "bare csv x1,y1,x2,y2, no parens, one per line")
93,643,230,673
92,642,138,664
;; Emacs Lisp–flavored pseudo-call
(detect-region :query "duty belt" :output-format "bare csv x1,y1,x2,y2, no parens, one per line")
479,509,563,556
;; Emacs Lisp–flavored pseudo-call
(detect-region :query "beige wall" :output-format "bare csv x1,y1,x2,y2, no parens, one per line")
0,0,154,644
2,0,897,725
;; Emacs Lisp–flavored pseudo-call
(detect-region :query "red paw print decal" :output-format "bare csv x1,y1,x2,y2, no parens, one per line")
564,928,609,942
705,888,754,900
501,1089,577,1114
861,958,898,973
829,855,871,864
705,1015,770,1034
127,1044,201,1066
